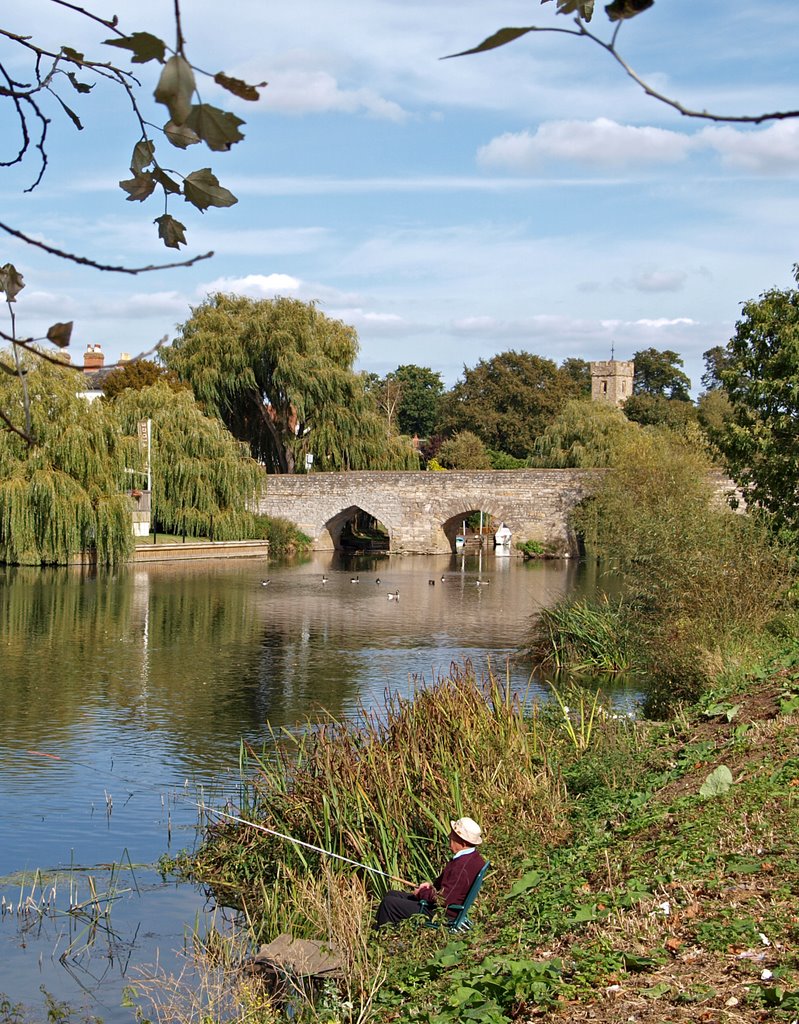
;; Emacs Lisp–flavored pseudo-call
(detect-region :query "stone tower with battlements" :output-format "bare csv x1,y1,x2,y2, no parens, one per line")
590,359,634,407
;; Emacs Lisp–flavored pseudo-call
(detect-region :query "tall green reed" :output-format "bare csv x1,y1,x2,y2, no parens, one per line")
194,662,566,940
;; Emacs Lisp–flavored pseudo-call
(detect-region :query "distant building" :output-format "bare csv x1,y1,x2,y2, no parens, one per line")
82,343,105,373
590,359,634,407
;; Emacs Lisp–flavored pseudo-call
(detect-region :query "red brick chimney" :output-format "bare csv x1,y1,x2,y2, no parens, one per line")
83,344,105,373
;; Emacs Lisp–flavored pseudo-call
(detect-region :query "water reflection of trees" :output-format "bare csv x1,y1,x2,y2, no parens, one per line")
0,556,589,772
0,563,364,766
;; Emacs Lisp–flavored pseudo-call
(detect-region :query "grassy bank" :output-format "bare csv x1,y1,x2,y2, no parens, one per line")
142,648,799,1024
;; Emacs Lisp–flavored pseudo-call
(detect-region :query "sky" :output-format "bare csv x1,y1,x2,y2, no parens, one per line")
2,0,798,395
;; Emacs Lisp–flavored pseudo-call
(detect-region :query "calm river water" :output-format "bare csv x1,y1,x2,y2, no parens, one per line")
0,551,636,1021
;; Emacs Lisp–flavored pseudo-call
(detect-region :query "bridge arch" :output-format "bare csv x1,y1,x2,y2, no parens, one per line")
439,502,514,552
316,503,394,552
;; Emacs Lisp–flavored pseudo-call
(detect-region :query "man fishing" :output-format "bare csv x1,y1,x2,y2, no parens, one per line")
376,816,485,927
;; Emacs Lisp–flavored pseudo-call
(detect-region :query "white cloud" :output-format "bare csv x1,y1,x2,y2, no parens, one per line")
698,121,799,173
477,118,694,171
329,307,410,334
201,273,302,298
632,317,697,328
263,68,408,121
477,118,799,177
631,270,688,293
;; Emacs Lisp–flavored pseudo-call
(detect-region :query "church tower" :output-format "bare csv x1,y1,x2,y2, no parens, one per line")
590,358,634,407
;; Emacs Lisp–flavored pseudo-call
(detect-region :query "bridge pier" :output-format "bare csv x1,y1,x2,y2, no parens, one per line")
257,469,597,555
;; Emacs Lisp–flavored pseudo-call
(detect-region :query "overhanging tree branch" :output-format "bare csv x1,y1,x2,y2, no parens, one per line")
0,221,214,272
446,14,799,125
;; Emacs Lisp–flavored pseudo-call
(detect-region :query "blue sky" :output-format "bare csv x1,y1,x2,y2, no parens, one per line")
2,0,799,394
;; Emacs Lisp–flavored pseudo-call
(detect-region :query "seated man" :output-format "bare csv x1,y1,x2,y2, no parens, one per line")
376,816,485,927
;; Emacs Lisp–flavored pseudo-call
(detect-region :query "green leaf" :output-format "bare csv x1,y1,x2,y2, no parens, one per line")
0,263,25,301
702,702,739,722
699,764,733,799
66,72,93,94
182,168,237,211
213,72,264,102
119,171,156,202
46,321,74,348
130,140,155,174
605,0,654,21
185,105,245,152
445,27,536,59
154,55,195,125
163,120,201,150
643,981,672,999
104,32,166,64
154,214,187,249
622,952,658,971
153,168,181,195
505,869,542,898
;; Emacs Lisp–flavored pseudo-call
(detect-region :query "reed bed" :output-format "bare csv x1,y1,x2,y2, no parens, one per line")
194,662,569,941
527,595,635,674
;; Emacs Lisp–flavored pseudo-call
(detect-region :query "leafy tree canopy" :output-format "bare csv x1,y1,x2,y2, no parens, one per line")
632,347,692,401
101,358,186,400
164,294,419,474
715,267,799,539
387,365,445,438
559,357,592,397
531,398,636,467
700,345,734,393
436,430,492,470
0,355,267,564
622,393,698,431
0,354,136,565
437,350,580,459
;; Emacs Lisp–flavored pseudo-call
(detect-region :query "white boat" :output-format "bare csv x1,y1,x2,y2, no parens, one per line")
494,523,512,554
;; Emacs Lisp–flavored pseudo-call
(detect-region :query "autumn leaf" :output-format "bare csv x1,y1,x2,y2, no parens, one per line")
119,171,156,201
182,168,237,211
213,72,265,102
104,32,166,64
605,0,654,21
185,104,245,151
46,321,74,348
153,167,181,194
154,55,195,125
154,214,187,249
130,140,155,174
0,263,25,302
164,120,201,149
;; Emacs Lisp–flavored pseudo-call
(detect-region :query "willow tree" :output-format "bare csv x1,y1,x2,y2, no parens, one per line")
530,399,637,467
164,294,419,473
111,382,264,539
0,353,135,565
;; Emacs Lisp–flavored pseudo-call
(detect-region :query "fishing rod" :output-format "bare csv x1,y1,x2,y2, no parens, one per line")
203,805,416,888
24,749,418,889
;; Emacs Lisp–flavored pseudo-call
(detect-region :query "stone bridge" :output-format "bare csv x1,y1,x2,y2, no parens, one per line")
257,469,600,554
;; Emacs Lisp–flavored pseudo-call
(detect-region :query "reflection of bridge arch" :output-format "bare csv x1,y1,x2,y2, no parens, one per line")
259,469,600,555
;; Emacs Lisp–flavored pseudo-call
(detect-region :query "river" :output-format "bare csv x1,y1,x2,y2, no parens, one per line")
0,551,636,1020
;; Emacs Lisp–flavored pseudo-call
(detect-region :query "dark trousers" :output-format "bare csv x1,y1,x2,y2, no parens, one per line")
376,890,433,927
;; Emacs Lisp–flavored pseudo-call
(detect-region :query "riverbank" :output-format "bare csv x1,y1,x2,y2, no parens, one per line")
184,648,799,1024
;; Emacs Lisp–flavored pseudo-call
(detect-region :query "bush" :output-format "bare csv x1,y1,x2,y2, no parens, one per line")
567,428,794,708
249,514,310,555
